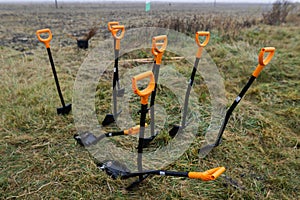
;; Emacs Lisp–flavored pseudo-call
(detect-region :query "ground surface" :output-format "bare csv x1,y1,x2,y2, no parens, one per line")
0,2,299,200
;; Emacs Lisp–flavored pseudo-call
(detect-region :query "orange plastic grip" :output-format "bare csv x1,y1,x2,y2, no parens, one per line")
152,35,168,65
132,71,155,105
252,47,275,77
195,31,210,47
110,25,125,40
36,28,52,48
188,167,226,181
108,21,119,31
108,22,125,50
152,35,168,53
124,123,148,135
124,125,140,135
195,31,210,58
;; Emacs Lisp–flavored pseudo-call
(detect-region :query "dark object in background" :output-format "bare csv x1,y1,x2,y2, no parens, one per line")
77,39,88,49
67,26,99,49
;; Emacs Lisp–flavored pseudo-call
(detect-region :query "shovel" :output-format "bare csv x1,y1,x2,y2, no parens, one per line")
143,35,168,147
36,28,72,115
169,31,210,137
74,125,142,147
102,22,126,126
132,71,156,186
98,160,225,190
199,47,276,157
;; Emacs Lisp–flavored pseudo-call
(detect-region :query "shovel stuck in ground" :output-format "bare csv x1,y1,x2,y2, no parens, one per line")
36,28,72,115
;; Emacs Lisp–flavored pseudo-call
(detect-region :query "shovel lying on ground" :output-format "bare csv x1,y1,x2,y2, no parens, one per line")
98,160,225,190
199,47,275,157
36,28,72,115
74,125,142,147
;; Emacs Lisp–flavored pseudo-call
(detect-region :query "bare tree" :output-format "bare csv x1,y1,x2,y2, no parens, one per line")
55,0,58,9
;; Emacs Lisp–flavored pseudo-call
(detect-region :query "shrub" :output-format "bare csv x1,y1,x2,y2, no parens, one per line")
263,0,293,25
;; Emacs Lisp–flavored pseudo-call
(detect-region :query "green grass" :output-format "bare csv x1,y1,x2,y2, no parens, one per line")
0,3,299,200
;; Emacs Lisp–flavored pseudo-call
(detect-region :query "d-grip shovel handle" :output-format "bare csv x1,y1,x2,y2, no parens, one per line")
252,47,275,77
195,31,210,58
36,28,52,48
152,35,168,65
152,35,168,53
195,31,210,47
188,167,226,181
108,23,125,50
132,71,155,105
108,21,119,31
110,25,125,40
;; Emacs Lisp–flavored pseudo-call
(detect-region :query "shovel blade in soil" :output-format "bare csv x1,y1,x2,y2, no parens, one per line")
102,114,115,126
102,110,122,126
198,144,216,158
57,103,72,115
117,88,125,97
126,174,150,190
142,135,157,148
169,125,181,137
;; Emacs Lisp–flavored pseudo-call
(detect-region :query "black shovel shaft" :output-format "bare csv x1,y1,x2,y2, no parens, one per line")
113,39,121,89
46,48,65,107
181,57,200,127
150,61,160,137
105,130,124,137
90,131,123,145
189,58,200,87
112,49,120,117
123,170,188,179
113,49,120,87
93,130,124,144
79,130,125,146
150,61,160,107
137,104,148,180
214,75,256,146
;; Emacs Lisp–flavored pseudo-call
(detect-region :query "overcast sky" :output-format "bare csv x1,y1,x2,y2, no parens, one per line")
1,0,299,3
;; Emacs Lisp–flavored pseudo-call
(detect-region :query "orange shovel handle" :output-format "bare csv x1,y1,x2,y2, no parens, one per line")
36,28,52,48
108,24,125,50
195,31,210,47
195,31,210,58
132,71,155,105
188,167,226,181
152,35,168,53
108,21,119,31
110,25,125,40
152,35,168,65
252,47,275,77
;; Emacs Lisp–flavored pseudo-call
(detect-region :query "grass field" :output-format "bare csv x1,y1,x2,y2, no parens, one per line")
0,2,299,199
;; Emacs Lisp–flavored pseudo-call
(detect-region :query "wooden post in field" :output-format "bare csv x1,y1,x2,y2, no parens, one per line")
55,0,58,9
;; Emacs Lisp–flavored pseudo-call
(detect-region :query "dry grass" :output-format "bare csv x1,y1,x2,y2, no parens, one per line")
0,2,299,199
